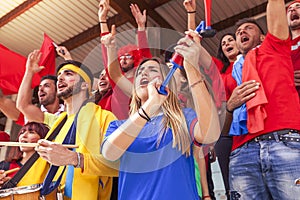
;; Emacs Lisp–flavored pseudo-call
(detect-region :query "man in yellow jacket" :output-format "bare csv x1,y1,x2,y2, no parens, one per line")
17,50,118,200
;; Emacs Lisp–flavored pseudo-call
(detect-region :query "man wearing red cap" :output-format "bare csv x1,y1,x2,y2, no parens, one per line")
287,0,300,98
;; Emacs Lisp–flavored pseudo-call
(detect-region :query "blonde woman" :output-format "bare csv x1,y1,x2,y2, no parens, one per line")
101,29,220,199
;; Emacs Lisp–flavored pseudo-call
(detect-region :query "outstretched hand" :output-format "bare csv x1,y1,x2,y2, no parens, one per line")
101,24,116,48
26,50,44,74
130,3,146,30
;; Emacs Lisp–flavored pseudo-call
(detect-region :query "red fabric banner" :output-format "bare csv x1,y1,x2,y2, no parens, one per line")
0,33,56,95
0,44,27,95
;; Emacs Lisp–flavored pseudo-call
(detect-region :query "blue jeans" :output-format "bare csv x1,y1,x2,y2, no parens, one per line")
229,133,300,200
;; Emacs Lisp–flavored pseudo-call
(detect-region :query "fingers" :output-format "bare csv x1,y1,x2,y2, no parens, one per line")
183,0,193,10
98,0,110,17
130,3,141,14
238,80,259,96
38,139,52,146
29,49,41,59
130,3,138,16
294,71,300,86
36,50,42,61
111,24,116,36
148,78,164,94
35,139,52,151
100,27,116,47
228,80,260,110
185,30,202,43
148,77,160,90
56,46,68,55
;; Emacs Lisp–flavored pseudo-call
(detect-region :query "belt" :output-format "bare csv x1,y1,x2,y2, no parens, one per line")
253,129,300,142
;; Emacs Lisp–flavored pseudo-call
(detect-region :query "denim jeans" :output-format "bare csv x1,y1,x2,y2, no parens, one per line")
229,133,300,200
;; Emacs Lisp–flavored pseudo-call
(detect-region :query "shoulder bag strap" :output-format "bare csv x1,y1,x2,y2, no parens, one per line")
1,115,68,189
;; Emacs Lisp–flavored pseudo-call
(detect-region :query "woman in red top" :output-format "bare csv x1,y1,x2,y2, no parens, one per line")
213,33,239,200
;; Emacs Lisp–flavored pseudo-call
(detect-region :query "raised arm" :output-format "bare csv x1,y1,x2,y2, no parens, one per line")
267,0,289,40
130,3,146,31
16,50,44,123
99,0,110,69
174,31,220,144
101,25,133,97
183,0,197,30
130,3,152,58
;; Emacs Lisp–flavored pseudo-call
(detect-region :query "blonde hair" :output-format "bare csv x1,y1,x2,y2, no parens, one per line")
130,58,192,156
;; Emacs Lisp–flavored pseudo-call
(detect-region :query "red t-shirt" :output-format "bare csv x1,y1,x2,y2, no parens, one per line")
98,89,113,112
212,57,237,100
291,35,300,97
97,85,131,120
232,33,300,150
7,161,21,178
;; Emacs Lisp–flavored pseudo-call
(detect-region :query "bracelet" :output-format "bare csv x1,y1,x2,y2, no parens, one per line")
140,107,151,121
190,78,205,88
202,195,211,199
138,109,150,121
75,152,81,168
187,11,196,14
226,106,233,114
100,21,107,23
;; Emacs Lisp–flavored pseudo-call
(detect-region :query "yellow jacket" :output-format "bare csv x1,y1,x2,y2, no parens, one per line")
44,102,118,200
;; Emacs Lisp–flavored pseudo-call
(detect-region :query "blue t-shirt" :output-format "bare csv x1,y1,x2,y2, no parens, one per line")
105,108,199,200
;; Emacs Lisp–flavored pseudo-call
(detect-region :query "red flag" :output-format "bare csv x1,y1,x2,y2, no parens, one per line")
0,33,56,95
32,33,56,87
38,33,56,76
0,44,27,95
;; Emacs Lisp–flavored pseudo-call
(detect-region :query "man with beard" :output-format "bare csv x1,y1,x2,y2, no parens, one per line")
16,50,118,200
0,75,63,126
99,1,151,81
287,0,300,97
225,0,300,199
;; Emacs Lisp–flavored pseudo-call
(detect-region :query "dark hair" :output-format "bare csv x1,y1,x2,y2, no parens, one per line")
57,60,94,87
5,122,49,162
40,75,58,93
235,18,265,35
41,75,57,84
18,122,50,140
217,33,236,74
164,44,177,63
